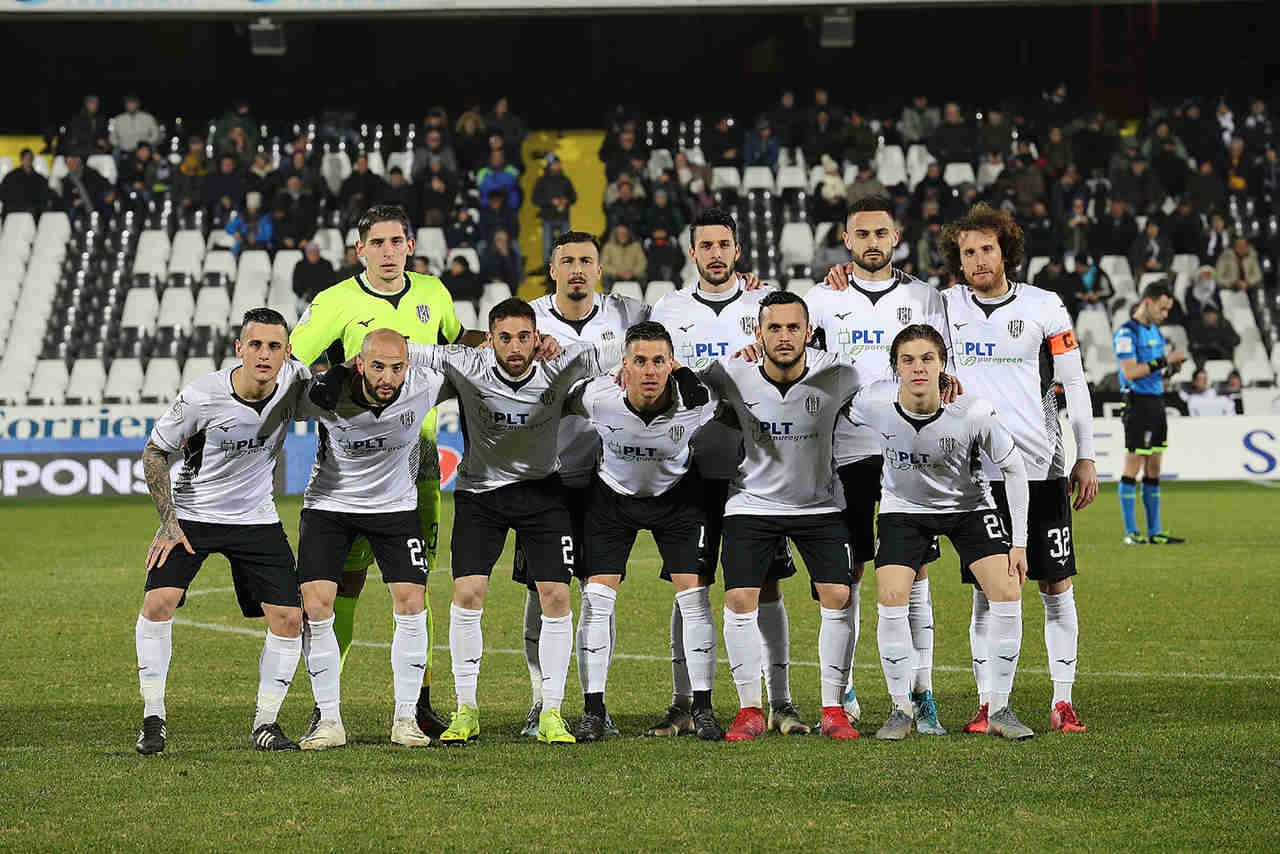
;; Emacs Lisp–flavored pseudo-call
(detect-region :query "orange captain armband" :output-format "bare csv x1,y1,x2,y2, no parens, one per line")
1048,329,1078,355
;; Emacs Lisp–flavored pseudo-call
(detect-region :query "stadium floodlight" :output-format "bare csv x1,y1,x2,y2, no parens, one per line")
249,17,286,57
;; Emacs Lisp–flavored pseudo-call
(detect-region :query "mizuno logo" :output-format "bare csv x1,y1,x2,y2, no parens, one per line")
828,665,851,674
213,423,234,432
679,324,695,332
275,678,292,687
772,663,788,669
972,658,987,664
880,432,895,440
883,656,907,664
356,317,375,327
465,657,481,664
835,312,853,320
307,668,327,677
1056,557,1069,566
605,425,624,432
730,663,744,673
953,322,968,330
1056,657,1077,665
692,646,713,654
923,624,934,631
410,663,426,670
744,401,759,408
998,654,1018,662
583,646,606,654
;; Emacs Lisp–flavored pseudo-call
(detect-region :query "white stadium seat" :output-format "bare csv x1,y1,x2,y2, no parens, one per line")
367,150,387,177
321,152,352,197
786,278,815,298
386,151,413,178
141,357,182,403
272,249,303,286
1026,255,1051,281
157,288,196,332
1170,253,1200,278
644,280,676,307
611,281,643,302
1203,358,1234,384
780,222,815,267
1099,255,1132,284
27,359,69,404
194,287,231,331
87,154,117,186
137,229,171,260
742,166,775,193
1075,310,1112,351
875,145,908,187
120,288,159,331
313,228,343,254
452,300,478,330
36,211,71,242
448,248,481,278
103,358,144,403
204,250,238,282
64,359,107,404
482,281,512,302
942,162,976,186
776,166,807,192
239,249,272,283
1159,324,1189,355
172,229,206,263
415,228,448,266
1,212,36,243
710,167,742,192
181,357,218,387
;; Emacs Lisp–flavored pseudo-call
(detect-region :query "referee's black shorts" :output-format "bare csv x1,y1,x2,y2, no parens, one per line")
457,475,575,586
582,475,705,582
1122,392,1169,454
838,457,942,566
145,519,300,618
298,508,427,588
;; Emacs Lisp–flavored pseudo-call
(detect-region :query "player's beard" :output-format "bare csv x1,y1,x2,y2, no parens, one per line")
697,260,734,287
363,374,399,403
855,249,891,275
765,346,804,373
565,279,591,301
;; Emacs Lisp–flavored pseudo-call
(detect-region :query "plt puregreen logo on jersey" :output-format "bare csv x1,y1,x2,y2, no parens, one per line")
834,328,888,357
954,337,1027,367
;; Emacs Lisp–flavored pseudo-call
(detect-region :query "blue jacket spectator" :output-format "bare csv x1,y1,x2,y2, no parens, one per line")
204,154,245,217
226,191,274,256
480,230,523,289
476,150,520,207
744,119,780,172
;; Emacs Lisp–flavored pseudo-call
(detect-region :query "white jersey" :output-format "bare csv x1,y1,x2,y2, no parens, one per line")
941,281,1076,481
805,269,947,465
410,342,616,493
701,348,861,516
532,293,649,486
650,280,768,479
566,374,719,498
149,361,310,526
300,366,452,513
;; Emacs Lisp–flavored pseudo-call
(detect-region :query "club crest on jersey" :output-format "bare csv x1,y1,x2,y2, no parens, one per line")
600,331,616,341
740,317,757,335
939,436,957,454
1008,319,1024,338
804,395,821,416
416,304,431,325
897,306,912,325
668,424,685,443
540,389,557,405
168,395,185,423
400,410,416,429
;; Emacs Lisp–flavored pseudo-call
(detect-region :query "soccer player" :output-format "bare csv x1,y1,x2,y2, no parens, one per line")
294,329,454,750
516,230,649,737
289,204,484,738
847,325,1035,741
812,195,949,733
648,208,807,737
406,299,621,746
567,321,725,742
938,203,1098,734
1113,281,1188,545
134,308,310,755
699,290,861,742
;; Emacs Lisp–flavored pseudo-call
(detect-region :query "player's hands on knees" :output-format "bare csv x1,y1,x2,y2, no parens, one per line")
1008,547,1028,585
939,373,963,402
147,520,194,571
1069,458,1100,510
534,334,563,361
735,342,764,362
824,263,853,291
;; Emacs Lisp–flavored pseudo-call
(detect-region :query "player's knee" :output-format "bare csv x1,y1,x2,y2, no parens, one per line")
390,584,426,615
537,583,571,617
267,607,304,637
1039,577,1071,595
877,586,910,607
984,576,1021,602
724,587,759,614
453,577,487,610
140,588,180,621
815,584,851,610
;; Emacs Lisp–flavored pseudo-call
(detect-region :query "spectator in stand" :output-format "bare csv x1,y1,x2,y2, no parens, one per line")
1111,155,1165,216
213,99,259,154
900,95,940,144
978,108,1014,159
912,161,947,217
812,154,847,223
1203,212,1232,262
846,161,887,205
281,149,324,200
916,217,946,281
244,152,278,201
1091,198,1139,258
1032,255,1078,318
643,188,685,239
1129,218,1173,277
339,153,388,226
644,225,685,283
601,223,647,288
802,108,842,167
1255,143,1279,204
109,93,160,157
687,167,717,220
479,192,519,250
60,152,115,217
480,229,523,290
1185,265,1221,316
454,108,489,173
604,126,647,184
0,149,53,215
335,245,363,281
976,149,1005,190
744,118,780,173
1071,253,1114,317
1177,102,1221,165
1187,159,1227,215
226,191,273,256
604,170,647,207
1140,121,1188,161
598,119,636,170
380,167,418,217
1164,197,1204,256
808,88,843,124
704,116,743,170
446,207,480,250
1063,196,1092,256
879,116,906,150
411,128,458,183
118,141,166,201
930,102,977,166
673,151,695,191
422,106,452,146
273,174,319,249
1215,235,1263,291
172,136,208,210
1182,368,1235,416
487,97,527,152
293,243,335,303
477,149,520,207
605,178,647,236
219,125,254,170
531,154,577,264
419,160,455,228
1242,97,1274,155
811,221,852,278
1071,111,1115,178
1023,199,1060,258
1221,137,1251,196
1186,305,1241,363
441,254,484,302
768,90,803,149
1151,137,1189,199
62,94,110,156
1005,153,1046,216
1041,126,1074,177
841,110,877,169
488,129,524,176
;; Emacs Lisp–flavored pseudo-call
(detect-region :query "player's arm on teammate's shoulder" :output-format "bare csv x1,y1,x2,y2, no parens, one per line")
823,261,853,291
288,290,346,366
1048,315,1099,510
672,364,710,407
562,377,595,418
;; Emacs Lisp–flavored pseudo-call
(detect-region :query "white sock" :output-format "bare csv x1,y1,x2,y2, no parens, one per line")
449,603,483,709
669,598,692,705
843,581,861,694
970,587,992,707
539,612,573,712
909,579,935,693
819,606,854,707
303,615,341,724
877,603,912,712
723,608,763,708
758,596,791,707
391,611,428,719
253,630,301,729
135,615,172,719
1042,587,1078,708
988,598,1023,712
522,590,543,705
675,587,716,693
576,584,616,697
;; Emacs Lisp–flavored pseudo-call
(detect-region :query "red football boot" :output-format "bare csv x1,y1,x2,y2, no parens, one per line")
820,706,859,740
1050,701,1087,733
725,707,766,742
961,702,989,734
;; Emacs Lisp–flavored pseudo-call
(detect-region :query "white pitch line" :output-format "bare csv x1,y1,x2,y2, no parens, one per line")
172,616,1279,682
185,587,236,597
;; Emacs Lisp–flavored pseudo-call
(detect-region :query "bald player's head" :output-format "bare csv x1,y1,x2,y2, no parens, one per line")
355,328,410,403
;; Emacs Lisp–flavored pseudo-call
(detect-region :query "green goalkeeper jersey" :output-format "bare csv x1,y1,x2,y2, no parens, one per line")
290,271,464,441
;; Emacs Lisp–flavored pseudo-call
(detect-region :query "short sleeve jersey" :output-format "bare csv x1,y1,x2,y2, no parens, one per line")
149,360,310,525
290,271,463,442
1113,317,1166,395
531,292,649,485
941,281,1079,481
805,268,947,465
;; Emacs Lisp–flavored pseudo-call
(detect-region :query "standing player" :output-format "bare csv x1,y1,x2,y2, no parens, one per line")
568,321,725,742
294,329,454,750
938,203,1098,734
407,299,621,746
847,325,1034,741
700,291,861,742
134,309,310,755
289,204,482,738
648,208,806,737
813,195,949,733
516,230,649,737
1113,281,1188,545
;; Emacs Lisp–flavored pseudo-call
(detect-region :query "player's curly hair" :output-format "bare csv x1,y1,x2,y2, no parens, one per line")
889,324,949,376
940,202,1026,283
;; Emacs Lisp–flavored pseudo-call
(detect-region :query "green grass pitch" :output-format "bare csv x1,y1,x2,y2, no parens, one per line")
3,481,1278,851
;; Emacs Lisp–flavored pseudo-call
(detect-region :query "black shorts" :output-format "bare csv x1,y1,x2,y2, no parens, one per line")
839,458,942,566
968,477,1078,583
879,510,1010,574
1122,392,1169,454
580,475,706,583
144,520,299,618
297,508,427,587
457,475,575,586
512,479,587,588
721,513,852,591
696,477,796,585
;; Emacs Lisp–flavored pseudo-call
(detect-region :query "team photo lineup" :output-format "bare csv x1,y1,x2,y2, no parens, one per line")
133,196,1110,754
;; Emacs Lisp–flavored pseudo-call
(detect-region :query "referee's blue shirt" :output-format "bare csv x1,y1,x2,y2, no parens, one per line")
1113,316,1166,395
